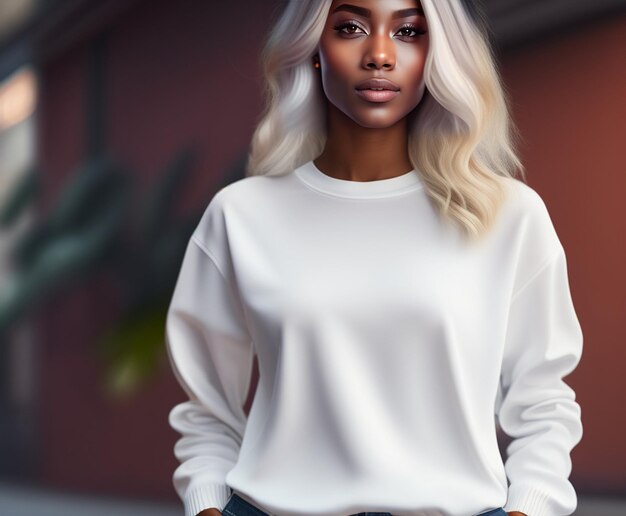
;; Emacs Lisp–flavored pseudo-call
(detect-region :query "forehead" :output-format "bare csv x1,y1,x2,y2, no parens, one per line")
328,0,423,15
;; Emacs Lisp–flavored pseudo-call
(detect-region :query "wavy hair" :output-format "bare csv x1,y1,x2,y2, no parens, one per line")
246,0,525,241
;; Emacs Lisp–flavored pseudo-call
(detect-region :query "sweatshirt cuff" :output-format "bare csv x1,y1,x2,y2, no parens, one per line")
503,483,553,516
184,483,233,516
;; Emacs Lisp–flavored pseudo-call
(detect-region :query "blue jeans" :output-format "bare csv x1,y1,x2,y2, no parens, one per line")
221,492,508,516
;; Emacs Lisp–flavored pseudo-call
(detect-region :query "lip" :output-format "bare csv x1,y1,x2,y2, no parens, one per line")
355,89,400,103
355,78,401,91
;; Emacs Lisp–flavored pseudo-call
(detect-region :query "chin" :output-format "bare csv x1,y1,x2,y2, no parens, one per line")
350,111,407,129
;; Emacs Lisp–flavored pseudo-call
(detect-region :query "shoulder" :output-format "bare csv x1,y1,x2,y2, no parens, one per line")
499,177,559,239
192,173,285,249
497,175,565,282
207,172,288,212
500,175,552,219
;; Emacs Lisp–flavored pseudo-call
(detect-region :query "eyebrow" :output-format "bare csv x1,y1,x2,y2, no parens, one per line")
331,4,424,19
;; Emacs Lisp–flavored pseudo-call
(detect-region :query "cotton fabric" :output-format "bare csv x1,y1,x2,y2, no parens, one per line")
166,160,583,516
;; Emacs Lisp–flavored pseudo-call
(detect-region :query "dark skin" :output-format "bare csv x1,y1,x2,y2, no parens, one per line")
313,0,429,182
199,2,527,515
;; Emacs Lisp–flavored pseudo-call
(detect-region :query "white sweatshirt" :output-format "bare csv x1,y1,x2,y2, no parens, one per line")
165,160,583,516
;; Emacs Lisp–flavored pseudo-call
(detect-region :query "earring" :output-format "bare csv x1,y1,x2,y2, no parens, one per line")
313,59,320,69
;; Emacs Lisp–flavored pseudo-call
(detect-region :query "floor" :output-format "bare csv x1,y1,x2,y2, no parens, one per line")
0,482,624,516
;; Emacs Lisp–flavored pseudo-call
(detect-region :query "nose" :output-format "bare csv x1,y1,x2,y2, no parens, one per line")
361,30,396,70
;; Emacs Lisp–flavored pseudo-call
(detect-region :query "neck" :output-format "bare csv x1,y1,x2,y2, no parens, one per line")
315,103,413,182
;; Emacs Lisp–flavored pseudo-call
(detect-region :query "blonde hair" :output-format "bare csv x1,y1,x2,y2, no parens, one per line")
246,0,525,242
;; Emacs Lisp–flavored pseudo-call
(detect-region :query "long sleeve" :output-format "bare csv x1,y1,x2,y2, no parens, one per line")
496,246,584,516
165,233,255,516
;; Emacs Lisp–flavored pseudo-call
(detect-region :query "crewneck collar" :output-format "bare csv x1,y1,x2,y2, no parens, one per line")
294,160,424,199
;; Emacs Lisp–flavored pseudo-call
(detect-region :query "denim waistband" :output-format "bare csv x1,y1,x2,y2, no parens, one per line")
222,492,507,516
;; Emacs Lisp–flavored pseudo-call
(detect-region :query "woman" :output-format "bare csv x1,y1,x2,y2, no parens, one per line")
165,1,583,515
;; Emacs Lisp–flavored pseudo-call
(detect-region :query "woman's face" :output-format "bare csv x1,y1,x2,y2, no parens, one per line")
316,0,429,130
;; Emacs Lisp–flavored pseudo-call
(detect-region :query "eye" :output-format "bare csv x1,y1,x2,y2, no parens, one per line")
333,21,428,39
396,23,428,39
333,21,366,37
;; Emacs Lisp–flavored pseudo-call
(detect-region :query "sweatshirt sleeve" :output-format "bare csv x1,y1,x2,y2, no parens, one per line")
165,230,254,516
496,246,584,516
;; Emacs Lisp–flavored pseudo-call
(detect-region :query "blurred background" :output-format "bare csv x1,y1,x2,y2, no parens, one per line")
0,0,624,514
